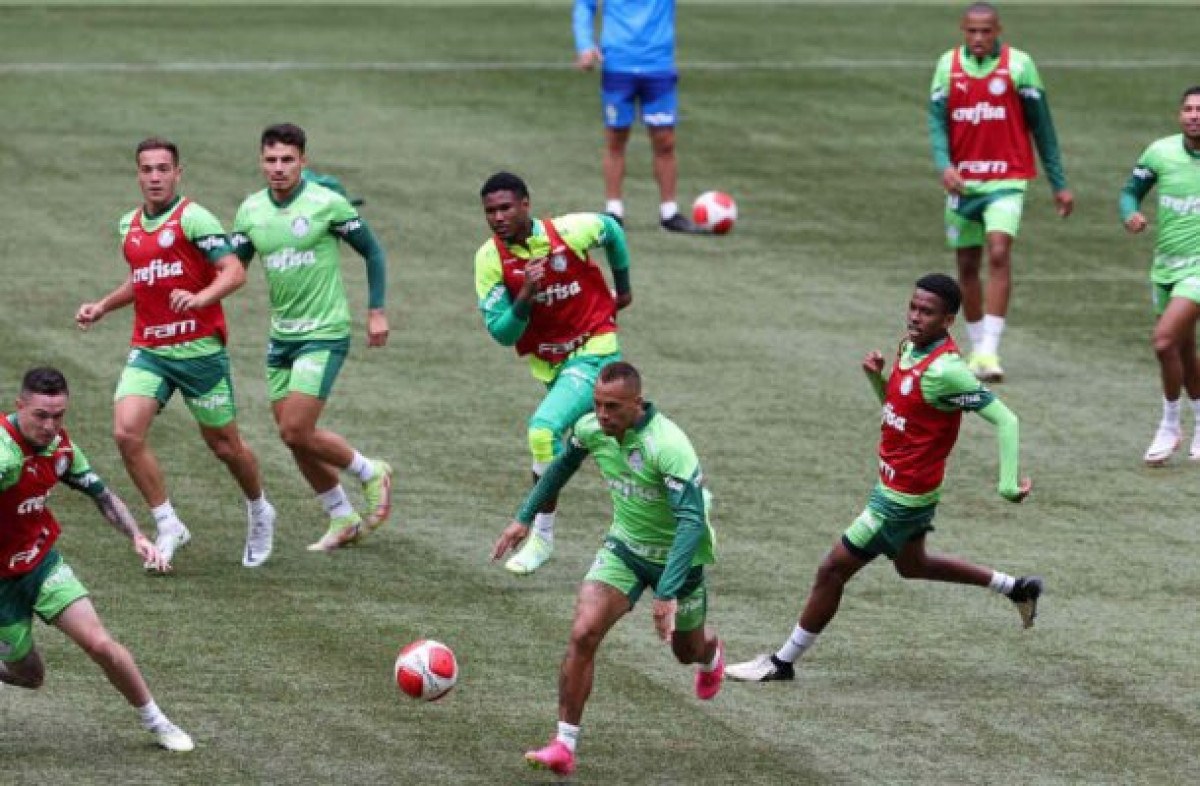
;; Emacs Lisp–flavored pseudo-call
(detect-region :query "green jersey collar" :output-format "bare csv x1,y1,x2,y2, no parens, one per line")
1182,136,1200,159
961,40,1002,66
142,195,182,222
616,401,658,445
269,179,308,209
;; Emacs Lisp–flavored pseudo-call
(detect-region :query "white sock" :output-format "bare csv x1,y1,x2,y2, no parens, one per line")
605,199,624,218
346,451,375,482
317,485,356,519
774,624,818,664
532,512,555,543
1191,398,1200,426
965,319,984,353
556,721,580,753
988,571,1016,595
699,641,722,672
979,315,1006,356
151,502,181,530
1161,397,1182,432
246,495,271,517
659,201,679,221
137,700,167,730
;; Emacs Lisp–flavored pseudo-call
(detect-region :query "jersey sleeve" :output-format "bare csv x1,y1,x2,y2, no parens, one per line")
0,438,22,493
554,213,631,293
474,240,528,346
922,353,996,412
61,444,107,499
230,199,257,263
573,0,598,54
651,422,708,600
180,202,234,262
117,209,137,243
515,438,589,524
326,192,387,310
1120,143,1160,221
927,50,955,172
1011,50,1067,191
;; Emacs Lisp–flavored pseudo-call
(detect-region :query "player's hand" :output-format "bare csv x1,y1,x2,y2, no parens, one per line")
75,302,105,330
862,350,886,377
1054,189,1075,219
1124,212,1148,234
135,533,171,573
168,289,206,313
615,290,633,311
1001,477,1033,503
576,48,602,71
366,309,389,348
490,521,530,562
941,166,965,195
517,258,548,302
652,598,676,642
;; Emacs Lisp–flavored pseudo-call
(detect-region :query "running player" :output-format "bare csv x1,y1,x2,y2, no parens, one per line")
231,123,393,552
929,2,1073,381
1,367,192,752
726,274,1041,683
475,171,632,575
76,137,276,569
491,362,722,776
1121,86,1200,465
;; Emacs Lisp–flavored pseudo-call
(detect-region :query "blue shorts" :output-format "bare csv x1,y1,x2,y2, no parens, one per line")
601,70,679,129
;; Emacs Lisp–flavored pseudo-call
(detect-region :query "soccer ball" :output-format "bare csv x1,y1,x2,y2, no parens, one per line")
394,639,458,701
692,191,738,234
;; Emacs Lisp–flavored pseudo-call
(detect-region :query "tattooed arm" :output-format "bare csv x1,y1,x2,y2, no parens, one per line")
91,488,171,573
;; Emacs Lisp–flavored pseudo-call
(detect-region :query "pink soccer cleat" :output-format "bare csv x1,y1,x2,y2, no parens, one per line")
695,640,725,700
525,739,576,776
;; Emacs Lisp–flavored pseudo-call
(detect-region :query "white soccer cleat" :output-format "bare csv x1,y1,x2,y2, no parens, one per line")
725,653,795,682
504,533,553,575
1144,427,1181,467
150,721,194,752
149,524,191,571
242,502,276,568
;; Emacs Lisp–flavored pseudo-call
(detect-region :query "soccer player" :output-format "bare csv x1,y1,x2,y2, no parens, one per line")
475,172,632,575
75,137,276,569
491,362,722,776
1121,86,1200,465
1,367,193,752
231,123,394,553
726,274,1041,683
573,0,703,232
928,2,1073,382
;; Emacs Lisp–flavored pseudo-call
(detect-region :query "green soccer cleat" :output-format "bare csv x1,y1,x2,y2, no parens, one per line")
505,533,553,575
362,460,394,534
968,352,1004,383
307,513,363,553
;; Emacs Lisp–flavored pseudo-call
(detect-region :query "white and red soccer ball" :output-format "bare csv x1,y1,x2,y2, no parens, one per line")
395,639,458,701
692,191,738,234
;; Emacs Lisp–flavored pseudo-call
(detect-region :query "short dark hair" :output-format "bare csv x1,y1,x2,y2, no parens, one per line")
915,273,962,315
1182,85,1200,103
135,137,179,165
261,123,307,153
480,172,529,201
598,361,642,393
964,2,998,18
21,367,69,397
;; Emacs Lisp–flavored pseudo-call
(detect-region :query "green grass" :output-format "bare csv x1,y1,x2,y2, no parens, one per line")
0,2,1197,783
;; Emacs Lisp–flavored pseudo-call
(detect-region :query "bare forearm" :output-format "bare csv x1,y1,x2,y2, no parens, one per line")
93,489,144,540
100,280,135,313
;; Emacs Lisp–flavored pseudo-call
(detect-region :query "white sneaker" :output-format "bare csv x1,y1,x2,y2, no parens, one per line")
1190,431,1200,461
242,502,276,568
1144,427,1181,466
149,523,191,570
725,653,795,682
504,533,553,575
149,721,194,752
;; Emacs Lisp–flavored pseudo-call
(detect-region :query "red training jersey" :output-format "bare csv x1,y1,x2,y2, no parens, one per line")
0,416,73,578
947,45,1036,181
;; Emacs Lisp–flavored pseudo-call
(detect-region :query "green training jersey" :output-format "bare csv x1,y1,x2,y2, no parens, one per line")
928,42,1067,194
118,197,231,360
1120,134,1200,283
232,181,374,341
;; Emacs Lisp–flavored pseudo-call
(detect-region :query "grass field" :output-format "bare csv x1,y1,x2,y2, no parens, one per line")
0,2,1197,784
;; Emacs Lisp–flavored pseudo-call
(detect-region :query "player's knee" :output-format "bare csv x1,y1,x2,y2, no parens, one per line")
204,433,241,464
985,243,1012,269
112,424,145,454
650,132,676,157
1152,328,1181,356
893,557,925,580
277,421,312,451
527,425,560,466
814,556,852,588
566,623,604,658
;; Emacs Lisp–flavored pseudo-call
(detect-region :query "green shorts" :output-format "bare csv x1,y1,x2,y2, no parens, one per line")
584,536,708,632
115,347,237,428
944,190,1025,248
841,488,937,561
266,337,350,402
528,351,621,462
1151,271,1200,317
0,551,89,662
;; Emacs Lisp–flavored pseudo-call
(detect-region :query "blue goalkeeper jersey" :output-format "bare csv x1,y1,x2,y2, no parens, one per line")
573,0,676,74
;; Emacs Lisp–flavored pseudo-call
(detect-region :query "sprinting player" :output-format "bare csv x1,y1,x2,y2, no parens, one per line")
231,123,393,552
475,171,632,575
491,362,722,776
1120,86,1200,465
573,0,703,232
928,2,1073,381
0,367,192,752
726,274,1041,683
76,137,276,569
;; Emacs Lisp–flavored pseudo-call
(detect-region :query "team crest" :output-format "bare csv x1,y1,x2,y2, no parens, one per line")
550,253,568,272
900,375,914,396
290,216,310,237
55,455,70,476
627,448,644,471
988,77,1007,96
157,229,176,248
